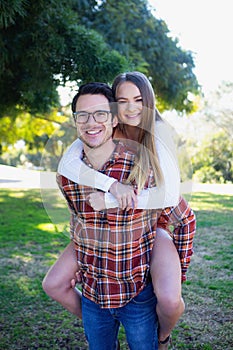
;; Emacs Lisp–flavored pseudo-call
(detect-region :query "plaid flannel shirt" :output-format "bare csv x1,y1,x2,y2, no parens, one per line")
57,142,195,308
157,197,196,282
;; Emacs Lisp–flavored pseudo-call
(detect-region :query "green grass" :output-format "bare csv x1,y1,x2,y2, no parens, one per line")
0,189,232,349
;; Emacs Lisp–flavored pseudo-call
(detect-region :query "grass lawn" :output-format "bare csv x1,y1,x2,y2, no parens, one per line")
0,189,232,349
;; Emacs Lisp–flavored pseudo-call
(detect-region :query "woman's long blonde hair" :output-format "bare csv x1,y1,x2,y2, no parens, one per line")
112,71,164,191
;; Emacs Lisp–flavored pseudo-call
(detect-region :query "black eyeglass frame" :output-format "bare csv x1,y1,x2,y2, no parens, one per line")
73,110,112,124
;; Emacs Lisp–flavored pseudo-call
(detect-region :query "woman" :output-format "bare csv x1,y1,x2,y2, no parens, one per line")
58,74,180,211
43,72,192,349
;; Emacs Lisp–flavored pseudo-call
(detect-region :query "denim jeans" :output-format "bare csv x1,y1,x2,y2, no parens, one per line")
82,283,158,350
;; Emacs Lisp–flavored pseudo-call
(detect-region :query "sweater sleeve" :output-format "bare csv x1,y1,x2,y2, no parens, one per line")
58,138,116,192
105,122,180,209
58,121,180,209
56,173,76,239
157,196,196,282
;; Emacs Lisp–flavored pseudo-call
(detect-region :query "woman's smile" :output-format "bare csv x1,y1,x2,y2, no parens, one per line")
116,82,143,126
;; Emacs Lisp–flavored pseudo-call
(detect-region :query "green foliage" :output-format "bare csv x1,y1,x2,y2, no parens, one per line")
0,107,67,163
0,0,28,28
192,131,233,183
85,0,199,112
0,0,129,117
0,0,199,119
0,0,200,163
176,81,233,184
191,82,233,184
204,82,233,136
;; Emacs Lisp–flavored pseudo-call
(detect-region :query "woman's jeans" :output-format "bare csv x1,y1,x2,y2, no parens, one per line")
82,283,158,350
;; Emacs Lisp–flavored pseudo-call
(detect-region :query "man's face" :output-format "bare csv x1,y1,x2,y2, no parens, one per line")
75,94,117,149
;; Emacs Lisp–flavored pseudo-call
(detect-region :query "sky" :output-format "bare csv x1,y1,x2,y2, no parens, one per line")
148,0,233,94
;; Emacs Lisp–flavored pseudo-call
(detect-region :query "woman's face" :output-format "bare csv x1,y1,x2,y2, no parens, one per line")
115,81,143,127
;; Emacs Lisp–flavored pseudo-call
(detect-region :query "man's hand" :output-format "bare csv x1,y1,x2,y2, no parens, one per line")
87,192,106,211
109,181,138,211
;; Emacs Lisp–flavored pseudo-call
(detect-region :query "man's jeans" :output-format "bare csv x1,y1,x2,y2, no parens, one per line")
82,283,158,350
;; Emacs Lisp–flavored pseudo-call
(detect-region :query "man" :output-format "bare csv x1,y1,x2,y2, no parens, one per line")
45,82,195,350
56,82,159,349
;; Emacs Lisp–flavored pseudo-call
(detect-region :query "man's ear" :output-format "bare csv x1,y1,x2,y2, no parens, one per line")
112,115,118,128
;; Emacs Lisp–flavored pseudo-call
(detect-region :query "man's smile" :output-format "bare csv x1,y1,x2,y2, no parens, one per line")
85,129,102,135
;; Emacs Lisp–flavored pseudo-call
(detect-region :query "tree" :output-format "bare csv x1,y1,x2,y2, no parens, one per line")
192,131,233,183
0,0,28,28
83,0,199,112
203,82,233,137
0,0,201,166
0,0,129,117
0,0,199,119
191,82,233,183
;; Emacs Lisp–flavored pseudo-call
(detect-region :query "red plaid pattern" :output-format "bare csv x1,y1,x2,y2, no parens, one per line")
57,142,195,307
157,196,196,282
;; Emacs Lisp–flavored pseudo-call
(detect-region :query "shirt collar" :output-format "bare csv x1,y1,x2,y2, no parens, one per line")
82,141,125,170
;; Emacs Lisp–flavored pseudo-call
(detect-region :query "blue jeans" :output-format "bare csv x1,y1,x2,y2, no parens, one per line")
82,283,158,350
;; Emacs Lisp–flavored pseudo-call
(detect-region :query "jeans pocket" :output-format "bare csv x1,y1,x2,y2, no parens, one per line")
131,283,156,305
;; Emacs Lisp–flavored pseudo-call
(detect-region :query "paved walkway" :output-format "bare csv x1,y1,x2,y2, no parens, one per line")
0,164,56,189
1,164,233,194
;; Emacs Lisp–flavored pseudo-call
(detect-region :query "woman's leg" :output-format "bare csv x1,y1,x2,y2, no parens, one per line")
42,241,82,319
150,228,185,343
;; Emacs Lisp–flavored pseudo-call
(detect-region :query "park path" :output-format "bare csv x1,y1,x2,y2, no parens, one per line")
1,164,233,194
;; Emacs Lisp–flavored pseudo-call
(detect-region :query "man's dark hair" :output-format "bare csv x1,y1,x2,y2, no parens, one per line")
71,82,115,115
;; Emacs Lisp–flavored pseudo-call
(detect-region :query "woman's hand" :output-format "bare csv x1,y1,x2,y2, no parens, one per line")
109,181,138,211
87,192,106,211
71,271,82,288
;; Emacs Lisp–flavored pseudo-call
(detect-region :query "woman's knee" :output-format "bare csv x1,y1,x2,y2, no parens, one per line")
42,272,60,297
42,274,50,295
42,243,78,297
157,292,185,315
42,267,71,298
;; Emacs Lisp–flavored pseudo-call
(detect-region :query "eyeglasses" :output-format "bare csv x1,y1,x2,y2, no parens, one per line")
73,110,111,124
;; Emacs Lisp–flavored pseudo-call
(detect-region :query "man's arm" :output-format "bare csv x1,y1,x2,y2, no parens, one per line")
157,196,196,282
